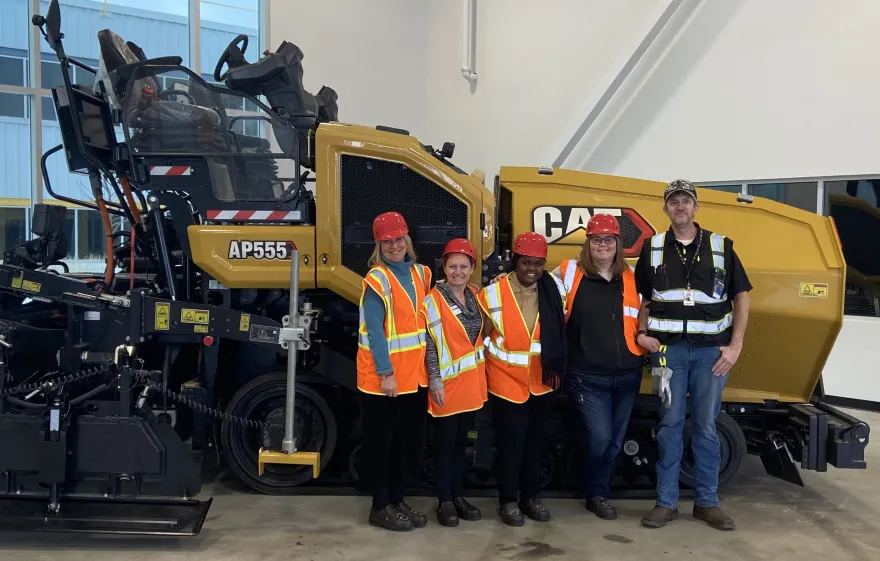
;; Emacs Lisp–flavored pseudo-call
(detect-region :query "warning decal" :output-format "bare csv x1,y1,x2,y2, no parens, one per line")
181,308,210,325
249,324,279,344
194,325,209,333
155,303,170,330
21,280,41,293
240,314,250,332
799,283,828,298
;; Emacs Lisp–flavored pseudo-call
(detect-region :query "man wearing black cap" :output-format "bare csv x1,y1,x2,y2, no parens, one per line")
633,179,752,531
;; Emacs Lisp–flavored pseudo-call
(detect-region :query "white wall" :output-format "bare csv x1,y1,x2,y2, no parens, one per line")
269,0,880,182
822,317,880,403
565,0,880,182
268,0,429,138
422,0,668,178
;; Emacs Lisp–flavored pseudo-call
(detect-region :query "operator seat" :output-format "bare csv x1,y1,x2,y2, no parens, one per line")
95,29,240,202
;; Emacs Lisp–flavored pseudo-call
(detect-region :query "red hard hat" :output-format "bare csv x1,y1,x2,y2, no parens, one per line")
373,212,408,241
512,232,548,259
586,213,620,236
443,238,477,262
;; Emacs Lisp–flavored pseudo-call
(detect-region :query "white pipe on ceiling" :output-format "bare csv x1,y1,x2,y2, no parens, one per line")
461,0,478,83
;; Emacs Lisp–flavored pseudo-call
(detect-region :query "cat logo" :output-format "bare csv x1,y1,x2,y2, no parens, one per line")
531,206,655,258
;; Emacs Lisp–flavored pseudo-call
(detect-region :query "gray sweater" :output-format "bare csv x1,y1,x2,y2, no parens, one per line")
425,282,483,391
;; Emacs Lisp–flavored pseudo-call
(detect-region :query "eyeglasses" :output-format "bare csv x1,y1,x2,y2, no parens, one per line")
589,236,617,246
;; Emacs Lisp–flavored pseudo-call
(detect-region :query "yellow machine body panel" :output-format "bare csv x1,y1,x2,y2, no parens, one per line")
313,123,493,304
187,225,317,289
499,166,846,405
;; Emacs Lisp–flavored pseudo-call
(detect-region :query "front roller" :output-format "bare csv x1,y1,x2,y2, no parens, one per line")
257,246,321,479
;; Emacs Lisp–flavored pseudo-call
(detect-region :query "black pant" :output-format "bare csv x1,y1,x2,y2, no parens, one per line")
494,392,553,505
360,387,427,510
432,410,476,502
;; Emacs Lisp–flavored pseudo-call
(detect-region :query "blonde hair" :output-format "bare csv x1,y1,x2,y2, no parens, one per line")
367,234,418,267
578,236,627,279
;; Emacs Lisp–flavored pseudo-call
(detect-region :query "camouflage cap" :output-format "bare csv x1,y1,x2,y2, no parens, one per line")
664,179,697,202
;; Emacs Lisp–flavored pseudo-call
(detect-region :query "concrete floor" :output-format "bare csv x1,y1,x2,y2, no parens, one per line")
3,409,880,561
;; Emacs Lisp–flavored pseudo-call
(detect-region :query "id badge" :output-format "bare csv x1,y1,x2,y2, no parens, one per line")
712,268,725,299
683,289,695,306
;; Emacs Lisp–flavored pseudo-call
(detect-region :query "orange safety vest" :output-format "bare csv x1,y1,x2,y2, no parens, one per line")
419,285,488,417
556,259,646,356
476,274,566,404
356,263,432,395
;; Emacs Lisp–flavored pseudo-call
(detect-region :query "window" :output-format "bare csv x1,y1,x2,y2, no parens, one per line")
748,182,819,213
0,0,266,270
700,184,743,194
826,180,880,318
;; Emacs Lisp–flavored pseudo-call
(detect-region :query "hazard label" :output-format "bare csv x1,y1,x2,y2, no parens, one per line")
155,303,170,330
181,308,209,325
21,280,41,293
194,325,209,333
240,314,250,332
799,283,828,298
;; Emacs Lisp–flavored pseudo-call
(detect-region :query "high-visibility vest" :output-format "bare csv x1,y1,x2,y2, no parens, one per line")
556,259,646,357
356,263,432,395
476,274,566,404
646,231,733,343
419,285,488,417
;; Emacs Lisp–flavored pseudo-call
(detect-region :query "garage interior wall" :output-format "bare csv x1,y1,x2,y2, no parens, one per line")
256,0,879,406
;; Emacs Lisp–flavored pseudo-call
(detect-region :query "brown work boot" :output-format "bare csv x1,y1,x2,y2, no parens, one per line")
397,501,427,528
640,505,679,528
369,504,414,532
693,505,735,530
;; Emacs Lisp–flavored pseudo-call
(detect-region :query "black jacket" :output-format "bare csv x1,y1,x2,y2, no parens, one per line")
566,272,644,375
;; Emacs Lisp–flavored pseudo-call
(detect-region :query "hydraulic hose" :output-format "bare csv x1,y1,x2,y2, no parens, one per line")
96,196,115,289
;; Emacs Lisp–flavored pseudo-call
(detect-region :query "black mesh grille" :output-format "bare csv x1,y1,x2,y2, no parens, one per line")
340,155,469,277
618,214,642,249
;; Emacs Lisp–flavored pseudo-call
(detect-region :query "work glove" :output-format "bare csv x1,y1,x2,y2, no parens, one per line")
650,344,673,409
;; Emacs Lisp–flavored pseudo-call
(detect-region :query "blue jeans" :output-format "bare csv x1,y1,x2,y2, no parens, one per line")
568,369,643,499
655,341,728,509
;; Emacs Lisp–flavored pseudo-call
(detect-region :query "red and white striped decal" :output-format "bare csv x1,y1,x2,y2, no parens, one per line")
150,165,192,176
206,210,302,221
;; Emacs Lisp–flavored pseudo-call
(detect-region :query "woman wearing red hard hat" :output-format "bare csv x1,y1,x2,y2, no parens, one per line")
550,213,646,521
419,237,488,527
476,231,568,526
356,211,432,532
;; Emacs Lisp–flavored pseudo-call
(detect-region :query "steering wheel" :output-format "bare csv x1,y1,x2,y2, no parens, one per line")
214,33,249,83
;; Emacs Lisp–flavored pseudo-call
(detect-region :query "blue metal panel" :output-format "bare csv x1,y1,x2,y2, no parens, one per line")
0,0,30,53
0,119,32,199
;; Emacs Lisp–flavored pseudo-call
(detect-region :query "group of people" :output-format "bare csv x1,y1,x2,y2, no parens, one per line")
356,179,752,533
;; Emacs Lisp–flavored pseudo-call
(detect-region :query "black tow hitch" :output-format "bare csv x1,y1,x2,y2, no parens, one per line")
758,399,870,486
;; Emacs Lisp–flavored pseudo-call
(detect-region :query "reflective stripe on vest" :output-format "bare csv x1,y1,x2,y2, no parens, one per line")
356,263,431,394
357,268,427,353
647,313,733,334
651,288,726,304
422,291,485,381
647,230,731,339
477,275,557,402
650,232,726,272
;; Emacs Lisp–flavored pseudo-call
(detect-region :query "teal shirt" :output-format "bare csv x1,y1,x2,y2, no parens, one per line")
362,254,418,375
